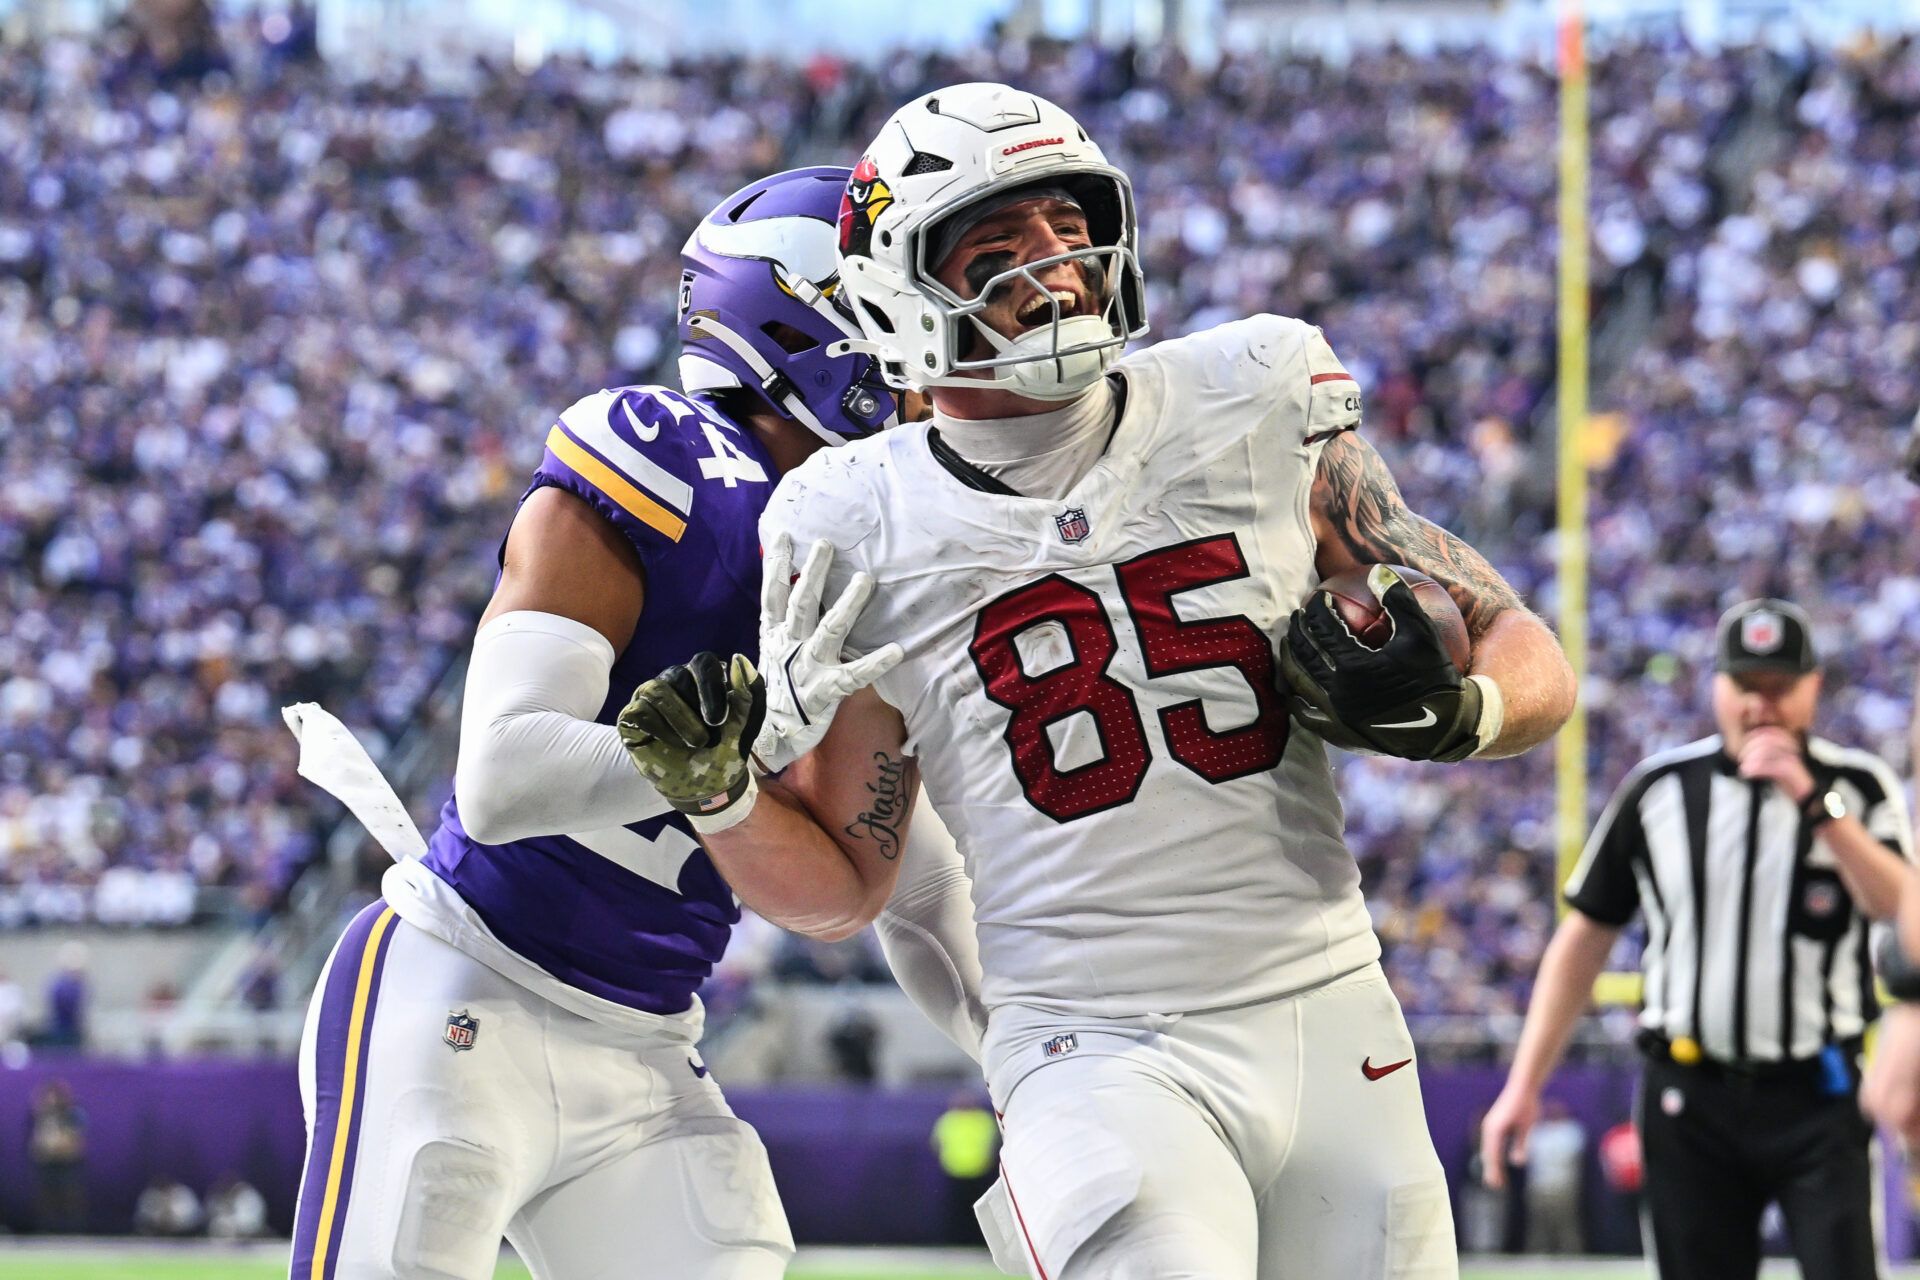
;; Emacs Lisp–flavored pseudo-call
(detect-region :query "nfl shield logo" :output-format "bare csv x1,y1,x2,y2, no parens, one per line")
1742,611,1784,653
444,1010,479,1052
1042,1032,1079,1059
1054,508,1091,543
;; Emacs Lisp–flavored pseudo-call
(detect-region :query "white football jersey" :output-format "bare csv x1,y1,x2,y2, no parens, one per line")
763,315,1378,1017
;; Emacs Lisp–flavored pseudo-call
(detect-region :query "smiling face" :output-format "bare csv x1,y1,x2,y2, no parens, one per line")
930,196,1109,357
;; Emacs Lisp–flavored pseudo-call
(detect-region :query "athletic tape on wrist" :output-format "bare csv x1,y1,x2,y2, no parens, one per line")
1467,674,1505,758
689,772,759,835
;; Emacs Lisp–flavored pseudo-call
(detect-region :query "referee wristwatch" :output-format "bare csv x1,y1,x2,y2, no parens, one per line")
1877,929,1920,1002
1803,786,1847,828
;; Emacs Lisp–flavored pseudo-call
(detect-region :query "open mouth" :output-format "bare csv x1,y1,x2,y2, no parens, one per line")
1013,287,1089,332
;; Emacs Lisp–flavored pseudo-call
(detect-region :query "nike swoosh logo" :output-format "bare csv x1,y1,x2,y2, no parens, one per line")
1361,1056,1413,1081
1372,709,1437,730
621,397,660,442
688,1059,710,1078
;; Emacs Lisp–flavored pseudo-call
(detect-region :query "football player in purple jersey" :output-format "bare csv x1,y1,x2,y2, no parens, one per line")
287,168,985,1280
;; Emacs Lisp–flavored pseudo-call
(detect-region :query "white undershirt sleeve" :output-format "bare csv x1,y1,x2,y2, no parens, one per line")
875,800,988,1062
453,610,673,846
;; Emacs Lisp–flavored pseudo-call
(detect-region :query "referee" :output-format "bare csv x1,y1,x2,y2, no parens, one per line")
1482,598,1913,1279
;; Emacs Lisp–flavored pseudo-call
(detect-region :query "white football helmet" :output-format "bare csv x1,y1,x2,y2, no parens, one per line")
832,83,1149,400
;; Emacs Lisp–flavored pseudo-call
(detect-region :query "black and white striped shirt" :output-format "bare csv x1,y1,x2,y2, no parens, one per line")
1565,735,1913,1063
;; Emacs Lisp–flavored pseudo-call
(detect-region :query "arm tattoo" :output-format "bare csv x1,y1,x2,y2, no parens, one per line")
1312,431,1525,639
843,751,915,861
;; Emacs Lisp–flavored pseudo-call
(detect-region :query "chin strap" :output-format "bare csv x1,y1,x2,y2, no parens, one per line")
684,314,837,444
981,315,1117,401
686,311,900,443
825,335,892,361
834,325,1116,398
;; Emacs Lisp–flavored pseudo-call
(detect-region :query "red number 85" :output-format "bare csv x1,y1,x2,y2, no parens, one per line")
967,534,1290,823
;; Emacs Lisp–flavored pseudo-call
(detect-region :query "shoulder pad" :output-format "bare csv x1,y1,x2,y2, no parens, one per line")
536,386,712,546
1300,325,1363,444
1123,314,1312,388
1128,315,1362,448
760,434,886,559
538,384,777,544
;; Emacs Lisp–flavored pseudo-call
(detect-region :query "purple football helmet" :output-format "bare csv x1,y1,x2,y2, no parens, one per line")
678,167,899,444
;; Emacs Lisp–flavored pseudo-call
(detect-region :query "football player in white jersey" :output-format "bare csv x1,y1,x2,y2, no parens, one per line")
620,87,1577,1279
283,168,985,1280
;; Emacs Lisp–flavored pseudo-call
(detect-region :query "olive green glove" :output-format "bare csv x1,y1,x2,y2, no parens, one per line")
617,651,766,831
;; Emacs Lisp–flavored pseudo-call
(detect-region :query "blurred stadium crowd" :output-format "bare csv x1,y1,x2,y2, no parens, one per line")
1,9,1916,1034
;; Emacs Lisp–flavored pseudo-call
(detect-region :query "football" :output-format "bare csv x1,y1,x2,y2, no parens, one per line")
1314,565,1471,670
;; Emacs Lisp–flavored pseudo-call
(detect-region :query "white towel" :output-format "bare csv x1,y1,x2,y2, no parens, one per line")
281,702,427,862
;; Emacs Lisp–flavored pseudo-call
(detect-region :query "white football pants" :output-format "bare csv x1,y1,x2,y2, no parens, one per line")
290,902,792,1280
978,963,1456,1280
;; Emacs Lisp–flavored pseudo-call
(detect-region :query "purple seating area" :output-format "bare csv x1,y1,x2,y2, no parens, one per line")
0,22,1915,1037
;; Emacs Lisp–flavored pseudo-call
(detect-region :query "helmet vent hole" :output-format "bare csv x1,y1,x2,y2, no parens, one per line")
761,321,819,355
728,190,765,222
903,151,953,176
860,301,896,335
879,230,893,247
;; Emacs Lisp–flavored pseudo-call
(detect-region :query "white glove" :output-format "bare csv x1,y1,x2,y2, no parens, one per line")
752,535,904,774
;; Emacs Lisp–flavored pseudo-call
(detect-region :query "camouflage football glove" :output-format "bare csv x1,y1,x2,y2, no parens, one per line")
1279,566,1493,762
754,534,905,774
618,651,766,831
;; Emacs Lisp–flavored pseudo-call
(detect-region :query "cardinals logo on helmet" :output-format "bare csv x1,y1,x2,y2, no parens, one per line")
838,156,892,257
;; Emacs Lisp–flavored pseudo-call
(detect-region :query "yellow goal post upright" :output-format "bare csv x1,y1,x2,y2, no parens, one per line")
1554,0,1640,1009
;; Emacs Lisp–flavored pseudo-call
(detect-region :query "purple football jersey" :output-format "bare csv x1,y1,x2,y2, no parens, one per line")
422,385,776,1015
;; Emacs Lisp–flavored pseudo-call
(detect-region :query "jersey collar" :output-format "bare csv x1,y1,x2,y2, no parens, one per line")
921,373,1131,501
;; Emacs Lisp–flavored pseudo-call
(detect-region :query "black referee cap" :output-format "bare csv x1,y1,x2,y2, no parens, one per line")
1715,598,1817,676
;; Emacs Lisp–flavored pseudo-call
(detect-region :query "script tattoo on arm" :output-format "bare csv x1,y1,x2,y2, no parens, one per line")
1311,430,1525,640
843,751,916,861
